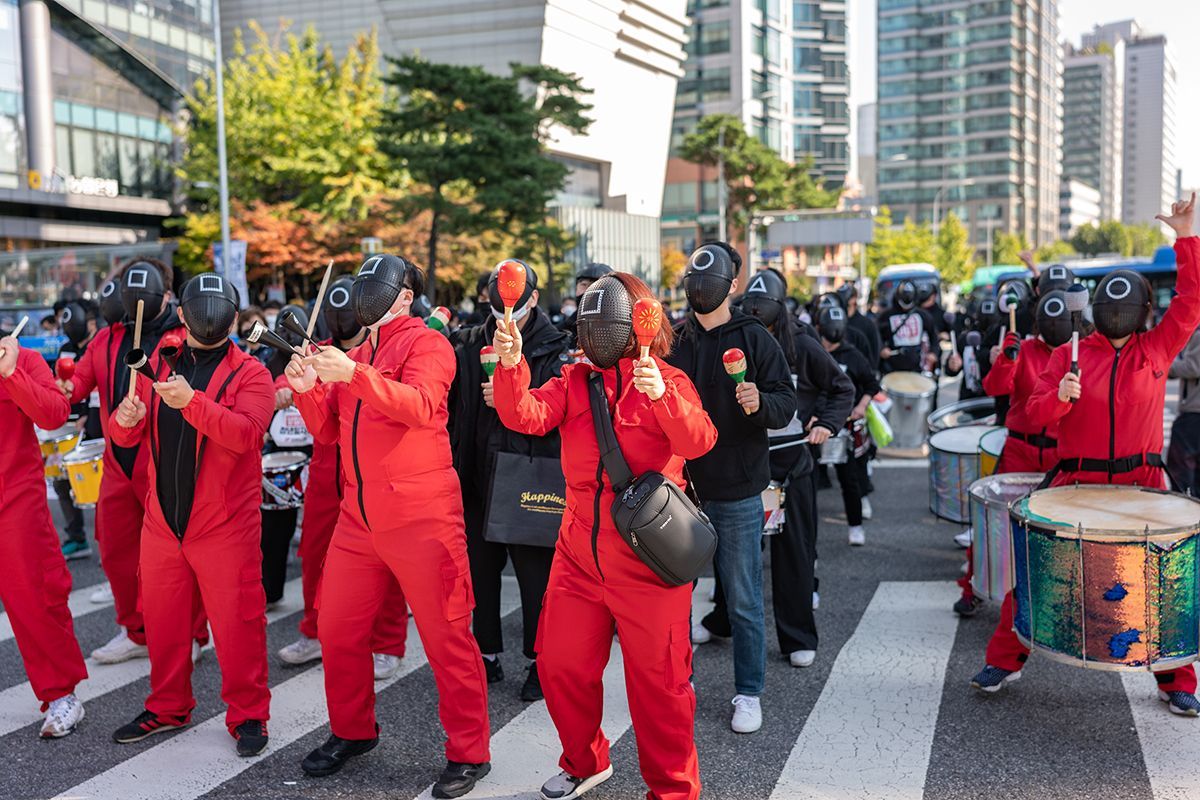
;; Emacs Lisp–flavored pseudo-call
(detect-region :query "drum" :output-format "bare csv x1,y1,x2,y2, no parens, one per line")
928,425,994,522
849,418,870,458
978,428,1008,477
926,397,996,433
761,482,785,536
261,451,310,510
37,424,81,480
818,430,851,464
1011,485,1200,671
881,372,937,449
968,473,1042,601
63,440,106,507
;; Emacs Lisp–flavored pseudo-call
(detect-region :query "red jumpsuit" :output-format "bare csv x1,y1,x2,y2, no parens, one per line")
111,344,274,733
70,322,207,647
293,315,488,760
287,360,408,653
493,356,717,800
0,349,88,706
989,236,1200,692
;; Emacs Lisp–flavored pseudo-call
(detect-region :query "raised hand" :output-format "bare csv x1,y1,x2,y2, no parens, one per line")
632,357,666,401
1156,192,1197,238
115,394,146,428
492,320,523,368
285,353,318,393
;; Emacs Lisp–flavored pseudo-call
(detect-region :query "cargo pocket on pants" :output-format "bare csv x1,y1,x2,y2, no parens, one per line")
240,564,267,622
665,621,693,691
442,563,475,622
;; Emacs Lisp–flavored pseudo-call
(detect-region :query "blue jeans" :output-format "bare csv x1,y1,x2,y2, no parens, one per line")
704,496,766,697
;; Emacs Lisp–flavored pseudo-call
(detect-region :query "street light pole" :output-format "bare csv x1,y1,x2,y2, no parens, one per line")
211,1,232,277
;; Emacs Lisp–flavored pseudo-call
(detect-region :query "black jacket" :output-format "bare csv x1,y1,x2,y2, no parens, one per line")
449,307,572,509
829,343,879,404
847,311,882,370
667,308,797,501
877,307,937,374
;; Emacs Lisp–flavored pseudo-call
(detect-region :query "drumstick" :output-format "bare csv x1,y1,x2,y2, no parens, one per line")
0,315,28,358
306,260,333,340
950,330,958,358
1069,331,1080,404
127,299,145,400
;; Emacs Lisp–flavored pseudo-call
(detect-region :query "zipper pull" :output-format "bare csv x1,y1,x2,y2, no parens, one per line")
630,532,638,547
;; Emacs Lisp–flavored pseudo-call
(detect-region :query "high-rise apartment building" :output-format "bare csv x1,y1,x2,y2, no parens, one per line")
876,0,1062,249
1061,43,1123,222
661,0,850,257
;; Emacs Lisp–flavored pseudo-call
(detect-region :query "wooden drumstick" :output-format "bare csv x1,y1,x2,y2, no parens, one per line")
307,260,333,340
1069,331,1080,404
950,330,958,359
127,299,144,400
0,315,28,358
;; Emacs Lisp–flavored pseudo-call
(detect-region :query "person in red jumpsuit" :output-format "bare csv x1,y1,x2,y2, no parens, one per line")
970,195,1200,716
109,271,274,754
286,255,490,799
953,289,1067,618
492,272,718,800
62,261,209,665
275,275,409,675
0,331,89,738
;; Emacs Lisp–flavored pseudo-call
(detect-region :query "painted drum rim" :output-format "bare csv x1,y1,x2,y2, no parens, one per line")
63,439,106,463
926,397,996,433
1010,484,1200,541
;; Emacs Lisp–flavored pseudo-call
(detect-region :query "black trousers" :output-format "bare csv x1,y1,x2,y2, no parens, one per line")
54,477,86,543
465,500,554,660
834,453,869,527
1168,412,1200,496
261,507,298,603
704,466,820,654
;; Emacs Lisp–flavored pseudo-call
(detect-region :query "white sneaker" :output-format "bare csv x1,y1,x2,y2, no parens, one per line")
540,764,615,799
192,641,204,664
373,653,402,680
848,526,866,546
789,650,816,668
861,496,873,520
89,583,113,604
730,694,762,733
91,630,148,665
40,693,84,739
278,636,323,665
955,529,972,549
812,591,820,610
690,622,712,645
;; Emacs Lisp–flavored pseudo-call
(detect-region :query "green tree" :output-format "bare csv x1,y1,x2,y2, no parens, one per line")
935,212,975,284
1127,222,1168,256
865,207,936,279
1035,240,1077,262
992,231,1030,266
1097,220,1133,255
182,23,392,221
378,56,593,298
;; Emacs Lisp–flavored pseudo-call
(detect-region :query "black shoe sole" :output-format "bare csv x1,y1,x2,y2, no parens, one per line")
432,762,492,799
112,722,188,744
301,737,379,777
237,738,269,757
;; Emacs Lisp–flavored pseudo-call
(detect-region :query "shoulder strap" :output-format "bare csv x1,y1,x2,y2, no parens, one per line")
587,371,634,491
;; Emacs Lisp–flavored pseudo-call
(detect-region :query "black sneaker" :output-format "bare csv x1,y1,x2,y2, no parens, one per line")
1159,690,1200,717
432,761,491,799
970,665,1021,693
112,710,189,743
300,725,380,777
235,719,269,757
483,656,504,684
521,662,543,702
953,595,984,617
540,764,615,799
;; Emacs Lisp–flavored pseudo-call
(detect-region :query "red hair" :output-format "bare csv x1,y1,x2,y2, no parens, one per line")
610,272,674,358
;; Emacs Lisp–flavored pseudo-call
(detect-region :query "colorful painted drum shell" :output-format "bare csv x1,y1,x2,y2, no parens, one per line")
968,472,1042,601
881,372,937,449
1011,485,1200,671
926,397,996,433
928,425,994,523
63,439,106,507
261,451,311,510
978,428,1008,477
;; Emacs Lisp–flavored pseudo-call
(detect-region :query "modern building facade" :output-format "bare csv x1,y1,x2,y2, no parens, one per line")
220,0,689,285
1061,43,1123,222
876,0,1063,250
661,0,850,260
1060,178,1101,239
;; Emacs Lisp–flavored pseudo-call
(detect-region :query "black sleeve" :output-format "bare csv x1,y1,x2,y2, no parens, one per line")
862,319,882,369
802,336,855,432
877,312,894,349
849,349,881,397
748,327,798,429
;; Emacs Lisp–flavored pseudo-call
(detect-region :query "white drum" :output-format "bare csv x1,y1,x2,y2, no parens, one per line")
881,372,937,449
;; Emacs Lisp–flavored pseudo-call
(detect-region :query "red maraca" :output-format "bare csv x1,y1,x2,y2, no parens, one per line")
723,348,751,415
496,259,528,326
56,355,76,381
632,297,663,361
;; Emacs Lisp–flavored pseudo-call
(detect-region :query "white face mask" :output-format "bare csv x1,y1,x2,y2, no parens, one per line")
492,303,531,323
368,308,401,331
265,312,279,330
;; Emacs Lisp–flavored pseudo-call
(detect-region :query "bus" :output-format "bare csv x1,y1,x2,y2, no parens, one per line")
1062,246,1178,318
872,263,940,311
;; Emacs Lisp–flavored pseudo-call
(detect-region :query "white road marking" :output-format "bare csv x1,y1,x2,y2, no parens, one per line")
0,580,114,644
769,581,960,800
875,458,931,469
0,578,301,738
54,579,521,800
1122,672,1200,800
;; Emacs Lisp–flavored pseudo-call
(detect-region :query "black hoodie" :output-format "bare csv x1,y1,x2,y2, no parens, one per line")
667,308,796,501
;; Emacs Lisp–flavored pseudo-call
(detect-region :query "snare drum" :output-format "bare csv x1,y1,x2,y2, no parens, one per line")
1011,485,1200,671
978,428,1008,477
850,418,870,458
881,372,937,449
63,440,106,507
968,473,1042,601
928,425,994,522
37,424,81,480
261,451,310,510
818,430,851,464
761,482,785,536
927,397,996,433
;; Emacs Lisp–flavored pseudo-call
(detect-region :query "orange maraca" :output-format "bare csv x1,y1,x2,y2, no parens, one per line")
632,297,663,361
495,259,528,326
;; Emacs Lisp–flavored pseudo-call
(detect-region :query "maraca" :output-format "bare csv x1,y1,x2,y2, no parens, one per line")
427,306,451,333
55,355,76,381
480,345,499,382
496,259,528,326
723,347,751,415
632,297,663,360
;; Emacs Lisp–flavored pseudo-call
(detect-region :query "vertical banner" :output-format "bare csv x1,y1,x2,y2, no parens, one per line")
213,240,249,309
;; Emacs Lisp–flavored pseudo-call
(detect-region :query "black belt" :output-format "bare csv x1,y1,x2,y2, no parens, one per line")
1007,429,1058,450
1038,452,1165,490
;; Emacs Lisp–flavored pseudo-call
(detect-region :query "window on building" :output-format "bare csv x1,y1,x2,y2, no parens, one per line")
793,0,819,24
794,43,822,73
686,21,731,56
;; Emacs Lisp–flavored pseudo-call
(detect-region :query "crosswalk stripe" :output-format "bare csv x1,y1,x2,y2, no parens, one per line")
54,580,522,800
0,581,114,645
0,578,302,739
875,458,930,469
769,581,960,800
1122,672,1198,800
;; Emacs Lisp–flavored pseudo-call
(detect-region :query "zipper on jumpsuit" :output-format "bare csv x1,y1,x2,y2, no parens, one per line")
590,367,624,582
1108,348,1120,484
351,339,380,528
170,357,189,544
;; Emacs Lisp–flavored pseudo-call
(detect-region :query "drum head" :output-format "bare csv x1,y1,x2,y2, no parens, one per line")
979,428,1008,457
263,451,309,470
927,397,996,432
929,425,994,455
63,439,106,463
969,472,1042,505
1016,485,1200,538
882,371,936,396
37,425,77,443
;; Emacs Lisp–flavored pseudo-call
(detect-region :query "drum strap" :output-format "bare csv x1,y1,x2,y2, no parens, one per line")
1039,452,1165,490
1007,429,1058,449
